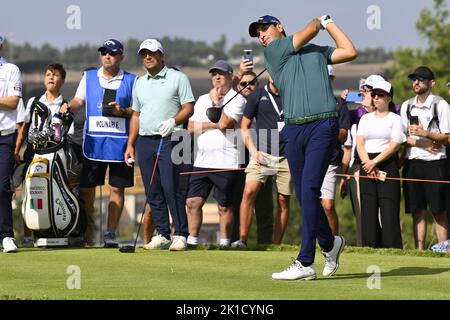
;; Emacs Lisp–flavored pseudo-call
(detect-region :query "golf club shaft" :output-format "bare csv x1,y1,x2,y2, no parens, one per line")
218,68,267,110
133,137,164,248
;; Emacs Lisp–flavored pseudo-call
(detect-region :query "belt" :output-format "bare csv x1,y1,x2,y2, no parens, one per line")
0,128,17,136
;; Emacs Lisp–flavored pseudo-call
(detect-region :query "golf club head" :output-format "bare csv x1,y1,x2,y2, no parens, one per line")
119,245,135,253
206,107,222,123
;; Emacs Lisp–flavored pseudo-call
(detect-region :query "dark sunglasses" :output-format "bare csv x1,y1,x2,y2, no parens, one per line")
371,91,387,98
240,79,257,87
100,50,120,57
410,76,428,83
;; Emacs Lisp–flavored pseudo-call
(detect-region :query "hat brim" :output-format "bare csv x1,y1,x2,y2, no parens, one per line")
447,82,450,87
98,46,123,54
208,67,231,74
408,73,433,81
249,22,265,37
137,48,163,55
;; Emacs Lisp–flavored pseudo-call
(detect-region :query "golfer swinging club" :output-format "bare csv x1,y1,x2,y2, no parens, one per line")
248,15,357,280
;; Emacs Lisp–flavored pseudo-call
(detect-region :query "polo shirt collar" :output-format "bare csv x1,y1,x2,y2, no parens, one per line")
147,66,168,79
413,93,434,109
98,67,124,81
41,92,63,105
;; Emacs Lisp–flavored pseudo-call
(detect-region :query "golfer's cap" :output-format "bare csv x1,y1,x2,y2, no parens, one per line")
249,15,285,37
0,35,4,45
447,82,450,87
98,39,124,54
371,80,392,96
408,66,435,81
209,60,233,74
327,65,335,77
360,74,385,89
138,38,164,55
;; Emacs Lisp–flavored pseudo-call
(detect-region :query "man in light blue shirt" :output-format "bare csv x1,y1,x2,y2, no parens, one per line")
125,39,195,251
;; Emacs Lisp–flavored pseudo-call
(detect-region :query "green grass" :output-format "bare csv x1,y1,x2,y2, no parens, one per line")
1,246,449,300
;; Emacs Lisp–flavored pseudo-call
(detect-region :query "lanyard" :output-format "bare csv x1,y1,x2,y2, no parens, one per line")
265,85,283,119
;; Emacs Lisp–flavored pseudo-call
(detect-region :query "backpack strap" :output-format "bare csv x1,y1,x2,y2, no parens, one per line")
406,97,415,123
427,96,444,132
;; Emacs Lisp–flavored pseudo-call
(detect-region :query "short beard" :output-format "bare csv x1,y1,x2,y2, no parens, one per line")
413,86,429,95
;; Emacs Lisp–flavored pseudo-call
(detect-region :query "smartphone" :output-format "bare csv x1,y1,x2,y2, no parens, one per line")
345,91,363,102
410,115,419,125
377,170,387,182
102,89,117,116
243,49,253,63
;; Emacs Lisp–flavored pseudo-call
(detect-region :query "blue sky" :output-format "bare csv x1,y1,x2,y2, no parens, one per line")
0,0,443,50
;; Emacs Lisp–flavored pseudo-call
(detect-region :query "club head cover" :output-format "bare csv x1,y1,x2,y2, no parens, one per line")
206,107,222,123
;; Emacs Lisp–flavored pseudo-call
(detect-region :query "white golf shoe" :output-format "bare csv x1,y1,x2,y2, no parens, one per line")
143,234,171,250
2,237,18,253
272,260,316,281
169,236,187,251
322,235,345,277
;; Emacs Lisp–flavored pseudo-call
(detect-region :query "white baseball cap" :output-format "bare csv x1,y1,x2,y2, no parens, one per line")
371,79,392,95
137,39,164,55
360,74,385,89
327,65,335,77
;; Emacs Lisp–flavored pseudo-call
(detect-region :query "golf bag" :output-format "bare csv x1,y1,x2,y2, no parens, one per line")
22,100,85,244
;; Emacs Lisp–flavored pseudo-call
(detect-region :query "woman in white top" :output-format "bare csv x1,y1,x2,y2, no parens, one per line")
356,80,406,248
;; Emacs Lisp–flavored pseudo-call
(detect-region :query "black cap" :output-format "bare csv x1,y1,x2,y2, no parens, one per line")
408,66,435,81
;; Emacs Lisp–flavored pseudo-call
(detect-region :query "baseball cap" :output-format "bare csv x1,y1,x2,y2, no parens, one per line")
137,39,164,55
360,74,385,89
371,80,392,95
408,66,435,81
208,60,233,74
98,39,124,54
249,15,286,37
327,65,335,77
447,82,450,87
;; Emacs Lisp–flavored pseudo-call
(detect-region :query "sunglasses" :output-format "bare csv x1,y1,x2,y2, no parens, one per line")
371,91,387,98
410,76,428,83
240,79,257,87
100,50,120,57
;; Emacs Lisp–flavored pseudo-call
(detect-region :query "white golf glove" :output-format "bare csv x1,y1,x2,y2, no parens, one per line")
320,15,333,30
158,118,176,137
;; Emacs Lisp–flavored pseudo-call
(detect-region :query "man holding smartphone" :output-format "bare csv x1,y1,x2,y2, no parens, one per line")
400,66,450,250
69,39,137,247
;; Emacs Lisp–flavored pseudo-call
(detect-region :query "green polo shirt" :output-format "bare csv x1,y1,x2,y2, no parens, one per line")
264,36,337,124
132,66,195,136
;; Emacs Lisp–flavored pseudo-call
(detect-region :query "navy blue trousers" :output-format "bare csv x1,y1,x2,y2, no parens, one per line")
136,135,188,239
0,133,16,241
281,119,338,265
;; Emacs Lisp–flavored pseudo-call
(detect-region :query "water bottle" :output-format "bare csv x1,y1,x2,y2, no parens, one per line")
52,113,62,142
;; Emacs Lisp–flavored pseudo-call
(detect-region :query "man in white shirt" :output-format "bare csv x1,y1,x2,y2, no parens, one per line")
401,66,450,250
0,35,22,252
186,60,246,247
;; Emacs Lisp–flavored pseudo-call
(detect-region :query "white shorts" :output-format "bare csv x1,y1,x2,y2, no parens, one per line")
320,164,338,200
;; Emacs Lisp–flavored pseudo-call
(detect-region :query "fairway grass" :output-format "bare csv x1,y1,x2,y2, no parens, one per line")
0,247,449,300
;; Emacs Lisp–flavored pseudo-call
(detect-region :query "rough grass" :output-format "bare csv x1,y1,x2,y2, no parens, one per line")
0,246,449,300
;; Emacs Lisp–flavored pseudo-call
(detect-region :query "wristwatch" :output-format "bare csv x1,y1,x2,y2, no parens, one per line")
373,158,379,165
320,15,334,30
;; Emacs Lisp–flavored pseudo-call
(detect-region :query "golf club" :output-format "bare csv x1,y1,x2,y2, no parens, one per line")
119,137,164,253
206,68,267,123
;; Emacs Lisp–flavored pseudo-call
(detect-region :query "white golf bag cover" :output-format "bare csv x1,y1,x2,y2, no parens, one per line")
22,147,80,237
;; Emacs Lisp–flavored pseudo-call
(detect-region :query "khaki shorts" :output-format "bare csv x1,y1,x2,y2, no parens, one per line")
245,154,292,195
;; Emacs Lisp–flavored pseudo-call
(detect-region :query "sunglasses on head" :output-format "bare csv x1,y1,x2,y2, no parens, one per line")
240,79,256,87
410,76,428,83
100,49,120,57
371,91,387,98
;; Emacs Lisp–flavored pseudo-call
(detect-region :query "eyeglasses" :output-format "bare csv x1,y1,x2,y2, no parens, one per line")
410,76,428,83
371,91,387,98
100,50,120,57
239,79,257,87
